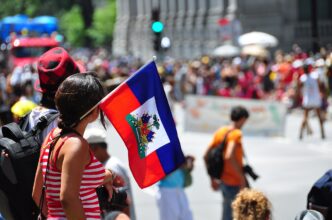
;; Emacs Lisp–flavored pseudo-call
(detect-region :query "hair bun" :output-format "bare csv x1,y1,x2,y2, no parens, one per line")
58,114,78,129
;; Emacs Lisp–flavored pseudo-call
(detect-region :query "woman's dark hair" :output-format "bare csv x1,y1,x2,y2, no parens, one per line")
230,106,250,122
55,72,106,129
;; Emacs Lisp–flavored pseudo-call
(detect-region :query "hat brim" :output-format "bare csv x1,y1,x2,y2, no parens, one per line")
34,60,86,93
34,79,44,93
75,61,86,72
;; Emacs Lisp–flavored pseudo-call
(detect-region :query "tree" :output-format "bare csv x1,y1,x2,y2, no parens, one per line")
77,0,94,46
0,0,117,48
0,0,75,17
87,0,117,47
59,6,85,47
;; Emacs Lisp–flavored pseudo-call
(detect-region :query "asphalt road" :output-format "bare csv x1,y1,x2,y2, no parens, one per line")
99,111,332,220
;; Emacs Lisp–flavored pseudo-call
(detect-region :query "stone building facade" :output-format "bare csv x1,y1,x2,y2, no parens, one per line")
112,0,332,61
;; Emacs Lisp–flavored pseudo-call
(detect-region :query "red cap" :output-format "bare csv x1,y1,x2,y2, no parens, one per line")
35,47,85,94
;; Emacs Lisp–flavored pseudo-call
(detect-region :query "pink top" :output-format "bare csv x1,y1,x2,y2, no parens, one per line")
40,130,105,220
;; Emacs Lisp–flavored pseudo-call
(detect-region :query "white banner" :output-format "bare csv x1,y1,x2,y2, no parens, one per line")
184,95,287,136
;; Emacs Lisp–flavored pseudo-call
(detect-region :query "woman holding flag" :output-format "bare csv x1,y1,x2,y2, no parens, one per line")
32,72,116,220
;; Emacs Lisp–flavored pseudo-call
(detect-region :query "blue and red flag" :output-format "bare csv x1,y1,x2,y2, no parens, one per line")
99,61,185,188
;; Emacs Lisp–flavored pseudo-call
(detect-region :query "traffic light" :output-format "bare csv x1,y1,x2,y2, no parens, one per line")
151,21,164,33
151,8,163,52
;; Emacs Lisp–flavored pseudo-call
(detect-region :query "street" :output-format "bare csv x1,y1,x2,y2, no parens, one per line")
101,110,332,220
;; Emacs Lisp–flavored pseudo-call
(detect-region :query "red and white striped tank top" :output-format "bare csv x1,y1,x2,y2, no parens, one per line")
40,130,105,220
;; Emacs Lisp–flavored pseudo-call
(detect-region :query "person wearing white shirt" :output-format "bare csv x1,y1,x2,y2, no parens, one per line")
298,64,325,140
84,128,136,220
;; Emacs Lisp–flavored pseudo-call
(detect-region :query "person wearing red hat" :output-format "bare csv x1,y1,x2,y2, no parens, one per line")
26,47,85,141
0,47,85,220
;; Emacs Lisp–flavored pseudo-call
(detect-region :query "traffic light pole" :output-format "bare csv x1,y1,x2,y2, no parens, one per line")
310,0,319,53
151,8,164,55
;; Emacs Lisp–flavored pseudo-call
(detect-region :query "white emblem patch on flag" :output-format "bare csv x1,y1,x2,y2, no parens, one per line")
126,97,170,158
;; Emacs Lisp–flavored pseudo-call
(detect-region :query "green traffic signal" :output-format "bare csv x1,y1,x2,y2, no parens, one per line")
151,21,164,33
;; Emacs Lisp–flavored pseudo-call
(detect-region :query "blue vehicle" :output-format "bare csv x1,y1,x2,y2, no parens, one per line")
0,14,58,42
0,14,59,69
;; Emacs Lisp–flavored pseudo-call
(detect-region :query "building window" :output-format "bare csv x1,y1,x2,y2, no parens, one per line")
298,0,332,21
317,0,332,20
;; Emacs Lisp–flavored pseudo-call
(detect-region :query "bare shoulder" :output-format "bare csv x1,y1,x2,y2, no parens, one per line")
60,135,89,156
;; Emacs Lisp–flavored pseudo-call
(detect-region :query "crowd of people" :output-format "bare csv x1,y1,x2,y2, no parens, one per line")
0,44,331,220
1,44,332,126
74,45,332,110
0,47,132,220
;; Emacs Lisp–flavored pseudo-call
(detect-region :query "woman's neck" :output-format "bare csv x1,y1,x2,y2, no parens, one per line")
73,121,88,136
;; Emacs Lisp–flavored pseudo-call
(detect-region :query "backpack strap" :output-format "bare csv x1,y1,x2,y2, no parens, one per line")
18,112,31,132
28,111,59,137
220,129,234,149
38,128,81,218
205,129,233,160
38,132,61,219
217,129,234,161
51,134,77,171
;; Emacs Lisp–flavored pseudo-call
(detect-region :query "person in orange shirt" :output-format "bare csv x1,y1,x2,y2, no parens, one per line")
204,106,249,220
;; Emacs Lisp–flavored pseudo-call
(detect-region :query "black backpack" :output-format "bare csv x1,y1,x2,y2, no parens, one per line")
0,111,58,220
205,130,232,179
307,169,332,219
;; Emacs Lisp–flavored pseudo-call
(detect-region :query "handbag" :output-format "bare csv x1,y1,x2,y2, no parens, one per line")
183,169,193,188
183,155,195,188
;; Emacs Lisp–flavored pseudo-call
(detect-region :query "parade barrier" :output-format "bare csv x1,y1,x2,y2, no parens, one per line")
184,95,287,136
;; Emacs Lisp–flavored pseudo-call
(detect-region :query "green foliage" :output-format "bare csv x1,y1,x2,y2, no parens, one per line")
25,4,39,17
59,6,85,46
87,0,117,47
0,0,117,47
0,0,73,18
0,0,25,17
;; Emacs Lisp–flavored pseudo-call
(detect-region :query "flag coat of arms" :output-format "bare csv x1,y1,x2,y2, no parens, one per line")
100,61,185,188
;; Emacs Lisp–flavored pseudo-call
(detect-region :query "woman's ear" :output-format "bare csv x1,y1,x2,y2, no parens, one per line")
87,107,100,122
93,107,100,117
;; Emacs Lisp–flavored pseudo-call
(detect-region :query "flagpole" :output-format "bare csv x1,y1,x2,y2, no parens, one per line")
78,57,158,122
78,101,101,122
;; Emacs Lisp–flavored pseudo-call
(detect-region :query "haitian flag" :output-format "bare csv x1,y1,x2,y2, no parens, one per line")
99,61,185,188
